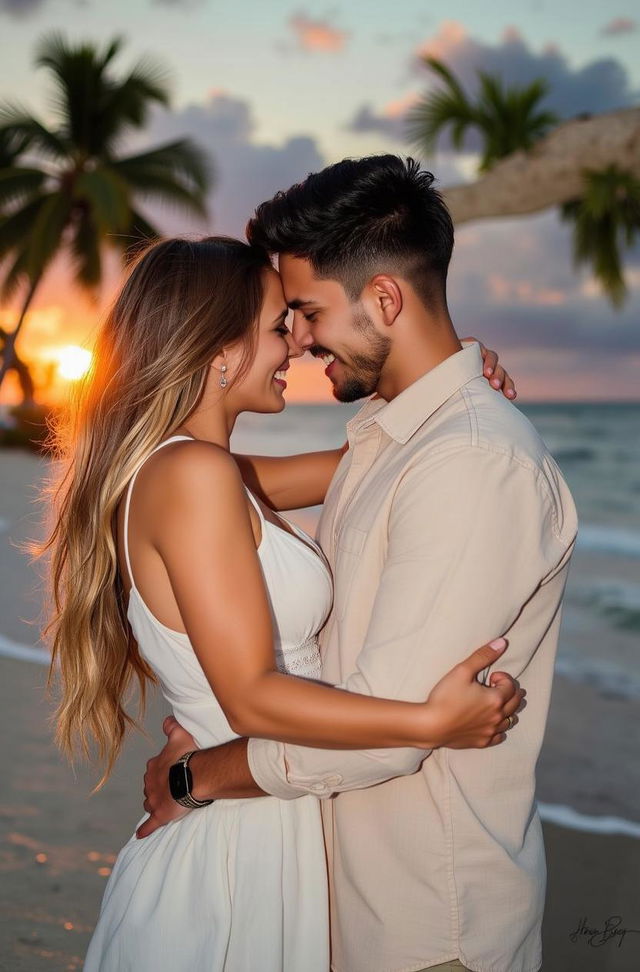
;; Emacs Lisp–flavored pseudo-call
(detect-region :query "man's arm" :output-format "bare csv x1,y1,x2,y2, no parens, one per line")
247,445,568,799
233,447,346,512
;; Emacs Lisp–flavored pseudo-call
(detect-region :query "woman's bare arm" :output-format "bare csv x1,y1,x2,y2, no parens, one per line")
153,442,521,751
232,446,347,511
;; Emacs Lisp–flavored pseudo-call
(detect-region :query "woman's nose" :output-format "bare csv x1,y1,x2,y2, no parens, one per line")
286,331,305,359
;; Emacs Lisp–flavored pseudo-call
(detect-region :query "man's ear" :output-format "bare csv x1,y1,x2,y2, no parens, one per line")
365,274,403,327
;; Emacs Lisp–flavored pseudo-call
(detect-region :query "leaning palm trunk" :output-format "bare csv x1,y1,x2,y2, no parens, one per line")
442,107,640,224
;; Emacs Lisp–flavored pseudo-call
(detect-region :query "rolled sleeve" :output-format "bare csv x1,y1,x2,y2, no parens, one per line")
249,446,567,799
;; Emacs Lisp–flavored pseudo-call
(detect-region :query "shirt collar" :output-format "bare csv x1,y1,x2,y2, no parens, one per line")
359,342,484,445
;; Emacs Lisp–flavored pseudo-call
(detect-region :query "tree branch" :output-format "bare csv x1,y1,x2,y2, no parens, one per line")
441,107,640,224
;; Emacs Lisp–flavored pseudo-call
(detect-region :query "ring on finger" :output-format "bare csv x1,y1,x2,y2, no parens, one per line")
506,715,515,730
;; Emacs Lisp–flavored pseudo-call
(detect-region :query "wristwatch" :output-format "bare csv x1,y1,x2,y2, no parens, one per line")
168,750,214,809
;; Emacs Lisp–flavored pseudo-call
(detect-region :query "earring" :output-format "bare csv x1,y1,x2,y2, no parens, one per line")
219,364,228,389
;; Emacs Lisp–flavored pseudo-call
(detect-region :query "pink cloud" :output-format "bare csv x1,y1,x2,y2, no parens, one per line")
289,12,348,52
417,19,467,61
488,274,566,307
601,17,637,36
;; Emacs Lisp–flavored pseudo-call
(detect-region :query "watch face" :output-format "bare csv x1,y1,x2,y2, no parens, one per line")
169,762,190,801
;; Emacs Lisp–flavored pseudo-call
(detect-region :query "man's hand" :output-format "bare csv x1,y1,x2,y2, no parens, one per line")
136,716,197,839
463,337,517,400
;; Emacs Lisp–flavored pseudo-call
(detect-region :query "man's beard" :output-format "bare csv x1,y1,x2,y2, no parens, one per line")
333,306,391,403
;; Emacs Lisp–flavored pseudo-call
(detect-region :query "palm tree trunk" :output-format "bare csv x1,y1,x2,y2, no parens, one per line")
0,275,41,401
441,107,640,224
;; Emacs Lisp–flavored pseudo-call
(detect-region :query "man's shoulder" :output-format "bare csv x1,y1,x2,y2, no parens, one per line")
417,377,550,473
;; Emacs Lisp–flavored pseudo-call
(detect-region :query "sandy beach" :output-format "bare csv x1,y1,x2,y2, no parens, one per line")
1,446,639,972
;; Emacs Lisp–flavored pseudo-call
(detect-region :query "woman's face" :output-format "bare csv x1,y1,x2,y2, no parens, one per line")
226,268,302,414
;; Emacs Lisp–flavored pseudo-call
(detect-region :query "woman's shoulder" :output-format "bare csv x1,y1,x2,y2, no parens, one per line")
139,438,245,506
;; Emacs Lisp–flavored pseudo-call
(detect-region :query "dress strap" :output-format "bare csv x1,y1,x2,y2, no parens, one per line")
243,486,265,523
123,435,194,591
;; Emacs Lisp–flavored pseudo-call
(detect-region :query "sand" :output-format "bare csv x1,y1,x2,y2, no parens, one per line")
1,448,639,972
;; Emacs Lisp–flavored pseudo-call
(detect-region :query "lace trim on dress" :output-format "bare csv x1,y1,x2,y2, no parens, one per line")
276,634,322,680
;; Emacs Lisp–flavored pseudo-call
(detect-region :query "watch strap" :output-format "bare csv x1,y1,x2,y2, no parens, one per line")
173,750,214,809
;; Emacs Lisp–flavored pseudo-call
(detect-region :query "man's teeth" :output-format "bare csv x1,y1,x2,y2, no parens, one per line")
274,370,287,380
320,353,335,366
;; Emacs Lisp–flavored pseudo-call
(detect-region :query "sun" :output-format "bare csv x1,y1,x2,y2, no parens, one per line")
56,345,93,381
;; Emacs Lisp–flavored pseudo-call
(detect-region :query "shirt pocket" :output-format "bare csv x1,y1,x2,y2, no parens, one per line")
334,525,367,620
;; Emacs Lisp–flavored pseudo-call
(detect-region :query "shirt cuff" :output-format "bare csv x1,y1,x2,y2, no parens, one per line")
247,737,343,800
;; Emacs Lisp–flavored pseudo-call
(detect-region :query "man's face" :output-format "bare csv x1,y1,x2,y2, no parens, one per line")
279,254,391,403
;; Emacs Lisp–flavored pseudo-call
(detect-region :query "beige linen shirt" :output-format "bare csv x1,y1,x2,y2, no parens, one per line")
248,343,577,972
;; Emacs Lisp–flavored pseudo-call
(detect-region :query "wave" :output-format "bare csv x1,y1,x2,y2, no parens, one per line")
554,656,640,700
0,633,50,665
576,524,640,559
538,802,640,839
571,580,640,633
553,447,596,463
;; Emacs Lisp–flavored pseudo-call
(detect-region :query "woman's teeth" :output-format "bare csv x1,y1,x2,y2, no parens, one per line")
274,370,288,381
321,353,335,366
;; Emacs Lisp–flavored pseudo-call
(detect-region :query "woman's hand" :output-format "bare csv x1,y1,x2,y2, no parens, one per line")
463,337,517,401
424,639,526,749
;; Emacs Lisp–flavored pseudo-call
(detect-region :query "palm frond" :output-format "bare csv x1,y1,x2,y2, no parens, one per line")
114,139,211,193
24,191,73,280
70,207,102,288
0,242,31,301
113,139,211,215
0,167,48,211
0,194,50,261
74,167,131,233
561,166,640,307
0,107,68,161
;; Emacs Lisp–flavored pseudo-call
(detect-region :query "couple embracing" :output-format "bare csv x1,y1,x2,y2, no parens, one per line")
45,155,577,972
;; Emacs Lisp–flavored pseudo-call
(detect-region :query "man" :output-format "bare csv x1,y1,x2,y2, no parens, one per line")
140,156,577,972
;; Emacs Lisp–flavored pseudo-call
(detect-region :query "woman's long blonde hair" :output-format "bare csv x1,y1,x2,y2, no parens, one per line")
42,236,271,785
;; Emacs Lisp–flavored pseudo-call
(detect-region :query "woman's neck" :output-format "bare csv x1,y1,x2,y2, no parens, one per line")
177,400,236,450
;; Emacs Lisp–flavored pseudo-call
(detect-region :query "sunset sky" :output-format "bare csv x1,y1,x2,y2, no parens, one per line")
1,0,639,402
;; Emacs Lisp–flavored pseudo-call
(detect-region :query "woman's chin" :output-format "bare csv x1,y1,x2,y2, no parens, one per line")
247,391,287,415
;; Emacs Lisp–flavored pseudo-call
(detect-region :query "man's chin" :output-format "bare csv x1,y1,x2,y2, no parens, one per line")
332,378,372,404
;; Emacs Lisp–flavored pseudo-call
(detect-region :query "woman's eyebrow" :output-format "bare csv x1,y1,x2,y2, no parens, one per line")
273,308,289,323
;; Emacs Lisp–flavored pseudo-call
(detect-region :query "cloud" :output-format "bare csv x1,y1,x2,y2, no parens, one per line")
346,22,638,161
288,11,348,52
414,20,638,119
137,92,325,238
449,210,640,358
601,17,637,36
0,0,47,14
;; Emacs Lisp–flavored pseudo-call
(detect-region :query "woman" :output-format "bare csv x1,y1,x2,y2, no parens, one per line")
43,237,523,971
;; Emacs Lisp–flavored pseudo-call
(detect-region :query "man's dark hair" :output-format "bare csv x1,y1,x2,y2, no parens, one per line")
247,155,454,309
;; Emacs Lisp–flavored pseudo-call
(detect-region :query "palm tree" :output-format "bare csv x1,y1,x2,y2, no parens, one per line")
0,33,211,398
561,166,640,307
408,57,557,172
409,58,640,307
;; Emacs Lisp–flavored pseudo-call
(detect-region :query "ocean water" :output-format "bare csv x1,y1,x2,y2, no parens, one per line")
232,401,640,701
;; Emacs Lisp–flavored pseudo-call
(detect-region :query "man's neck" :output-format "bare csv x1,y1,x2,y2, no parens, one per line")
376,323,462,401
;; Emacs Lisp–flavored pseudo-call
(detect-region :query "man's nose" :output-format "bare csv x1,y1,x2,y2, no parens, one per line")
291,313,314,350
286,329,305,360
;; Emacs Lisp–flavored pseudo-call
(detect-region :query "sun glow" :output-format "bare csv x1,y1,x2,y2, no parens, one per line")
56,345,93,381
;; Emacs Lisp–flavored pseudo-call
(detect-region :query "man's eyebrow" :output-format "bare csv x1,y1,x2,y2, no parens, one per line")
287,298,317,310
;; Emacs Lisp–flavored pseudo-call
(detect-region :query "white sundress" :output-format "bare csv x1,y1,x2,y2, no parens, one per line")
84,436,333,971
